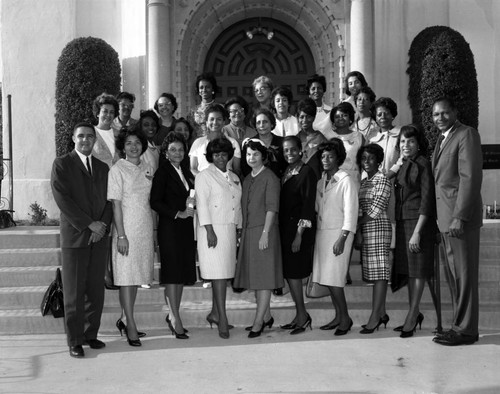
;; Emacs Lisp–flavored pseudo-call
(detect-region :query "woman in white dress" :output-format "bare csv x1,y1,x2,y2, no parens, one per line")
108,129,154,346
195,138,242,339
312,139,358,336
271,86,299,137
92,93,121,168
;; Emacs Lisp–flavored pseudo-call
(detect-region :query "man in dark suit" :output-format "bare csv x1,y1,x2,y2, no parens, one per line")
431,97,482,346
51,122,112,358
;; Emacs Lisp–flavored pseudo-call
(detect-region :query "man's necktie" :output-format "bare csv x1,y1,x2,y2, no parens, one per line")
86,157,92,176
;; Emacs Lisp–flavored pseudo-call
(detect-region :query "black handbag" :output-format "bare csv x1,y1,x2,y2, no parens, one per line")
40,268,64,318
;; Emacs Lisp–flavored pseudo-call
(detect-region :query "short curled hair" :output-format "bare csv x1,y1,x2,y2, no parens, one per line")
306,74,327,92
297,98,317,118
271,86,293,111
397,124,428,156
116,91,136,103
243,139,268,161
283,135,302,151
92,93,119,118
224,96,249,116
345,71,368,96
206,137,235,162
372,97,398,118
205,103,228,122
330,102,356,124
356,143,385,168
252,75,274,92
154,92,178,113
253,108,276,130
195,72,218,97
136,110,160,134
115,127,148,156
172,117,194,140
161,131,188,155
357,86,376,104
318,138,347,167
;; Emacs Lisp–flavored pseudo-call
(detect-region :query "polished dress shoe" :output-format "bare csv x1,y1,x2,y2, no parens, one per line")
433,330,479,346
116,319,146,338
290,314,312,335
334,318,353,336
84,339,106,349
126,333,142,347
69,345,84,358
245,317,274,331
319,320,340,331
248,323,266,338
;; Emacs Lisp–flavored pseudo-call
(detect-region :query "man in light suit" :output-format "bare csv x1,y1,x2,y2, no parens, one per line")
51,122,113,358
431,97,482,346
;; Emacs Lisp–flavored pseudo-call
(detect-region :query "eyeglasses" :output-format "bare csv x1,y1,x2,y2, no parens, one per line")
254,87,269,93
229,108,244,114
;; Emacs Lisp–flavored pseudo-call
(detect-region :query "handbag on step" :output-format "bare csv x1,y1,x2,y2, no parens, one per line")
40,268,64,318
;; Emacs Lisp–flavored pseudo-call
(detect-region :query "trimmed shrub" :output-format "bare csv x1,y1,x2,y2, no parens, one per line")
407,26,478,153
55,37,121,157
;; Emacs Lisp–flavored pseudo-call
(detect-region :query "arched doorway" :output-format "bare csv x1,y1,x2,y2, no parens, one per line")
204,17,316,109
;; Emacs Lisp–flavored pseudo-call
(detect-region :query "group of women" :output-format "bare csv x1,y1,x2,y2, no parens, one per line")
89,70,437,346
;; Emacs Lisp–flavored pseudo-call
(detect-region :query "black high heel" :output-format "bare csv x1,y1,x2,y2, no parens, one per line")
116,319,146,338
245,316,274,331
290,314,312,335
394,313,423,332
166,314,189,339
400,313,424,338
360,314,390,334
248,322,266,338
319,320,340,331
126,333,142,347
206,315,234,330
280,321,297,330
334,318,353,336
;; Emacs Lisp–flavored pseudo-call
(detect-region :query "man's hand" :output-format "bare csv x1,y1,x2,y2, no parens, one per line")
448,218,464,238
88,221,107,237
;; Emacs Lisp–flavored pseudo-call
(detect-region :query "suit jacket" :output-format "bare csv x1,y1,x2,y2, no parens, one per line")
432,121,482,232
150,160,195,221
51,150,112,248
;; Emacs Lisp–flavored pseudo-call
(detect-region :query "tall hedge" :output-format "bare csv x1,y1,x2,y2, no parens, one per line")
55,37,121,157
407,26,478,153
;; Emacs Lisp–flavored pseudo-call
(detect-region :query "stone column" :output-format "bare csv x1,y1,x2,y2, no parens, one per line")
350,0,374,85
147,0,171,106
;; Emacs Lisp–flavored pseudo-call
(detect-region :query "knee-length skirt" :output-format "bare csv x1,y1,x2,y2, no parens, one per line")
361,218,392,281
197,223,237,280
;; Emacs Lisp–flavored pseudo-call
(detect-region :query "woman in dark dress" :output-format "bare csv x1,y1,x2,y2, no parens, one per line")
392,125,436,338
279,136,317,335
150,132,196,339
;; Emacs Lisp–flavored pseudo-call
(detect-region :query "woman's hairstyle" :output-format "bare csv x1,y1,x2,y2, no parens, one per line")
356,143,385,168
137,110,160,133
115,127,148,156
116,91,136,103
172,117,194,139
206,137,235,162
357,86,376,104
195,72,218,97
396,124,428,156
271,86,293,111
92,93,119,118
330,102,356,124
205,103,228,122
318,138,347,167
372,97,398,118
161,131,188,154
344,71,368,96
154,92,178,113
297,98,317,118
306,74,327,92
224,95,249,116
283,135,302,151
243,138,269,161
252,75,274,92
252,108,276,130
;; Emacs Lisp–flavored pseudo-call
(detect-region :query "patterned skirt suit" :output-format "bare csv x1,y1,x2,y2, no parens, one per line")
359,171,392,281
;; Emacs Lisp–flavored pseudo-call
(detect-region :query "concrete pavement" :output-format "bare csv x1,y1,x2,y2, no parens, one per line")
1,326,500,393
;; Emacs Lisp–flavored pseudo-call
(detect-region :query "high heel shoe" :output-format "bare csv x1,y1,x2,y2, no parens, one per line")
126,333,142,347
400,313,424,338
290,314,312,335
334,318,353,336
360,314,390,334
248,322,266,338
319,320,340,331
394,313,423,332
165,314,189,339
245,316,274,331
206,315,234,330
280,321,297,330
116,319,146,338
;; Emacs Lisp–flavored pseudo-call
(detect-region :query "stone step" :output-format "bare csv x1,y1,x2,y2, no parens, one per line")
0,227,60,249
2,301,499,335
0,248,61,267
